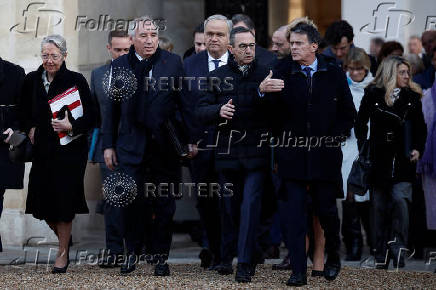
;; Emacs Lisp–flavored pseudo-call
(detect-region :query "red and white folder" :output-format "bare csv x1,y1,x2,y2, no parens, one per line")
48,86,83,145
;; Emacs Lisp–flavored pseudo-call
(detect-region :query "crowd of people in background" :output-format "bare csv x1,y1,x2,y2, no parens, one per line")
0,12,435,287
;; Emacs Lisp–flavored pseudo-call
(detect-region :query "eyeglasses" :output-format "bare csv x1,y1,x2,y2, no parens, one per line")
238,43,255,51
41,54,62,61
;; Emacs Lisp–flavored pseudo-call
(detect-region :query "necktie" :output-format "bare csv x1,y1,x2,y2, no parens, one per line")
303,66,312,95
303,66,312,80
212,59,220,70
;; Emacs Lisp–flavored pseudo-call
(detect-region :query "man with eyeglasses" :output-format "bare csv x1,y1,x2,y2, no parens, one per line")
232,14,276,69
196,26,272,283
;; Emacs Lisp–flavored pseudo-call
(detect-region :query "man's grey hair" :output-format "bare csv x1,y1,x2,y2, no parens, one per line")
204,14,232,35
275,25,288,33
128,15,157,37
41,34,67,56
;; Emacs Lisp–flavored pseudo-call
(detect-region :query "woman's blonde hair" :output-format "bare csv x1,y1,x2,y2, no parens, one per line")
371,55,422,106
345,47,371,72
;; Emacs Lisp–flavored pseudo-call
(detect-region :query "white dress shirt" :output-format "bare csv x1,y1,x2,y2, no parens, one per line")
207,51,229,72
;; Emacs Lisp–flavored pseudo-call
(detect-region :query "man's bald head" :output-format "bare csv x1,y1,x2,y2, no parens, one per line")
272,25,291,59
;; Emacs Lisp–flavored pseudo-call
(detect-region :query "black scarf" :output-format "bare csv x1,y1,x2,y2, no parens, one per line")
126,45,162,82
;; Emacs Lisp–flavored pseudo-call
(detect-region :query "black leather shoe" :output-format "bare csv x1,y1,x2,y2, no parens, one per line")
52,256,69,274
235,263,251,283
52,260,69,274
324,254,341,281
99,254,120,268
52,243,70,274
217,263,233,275
154,263,170,276
346,239,362,261
286,272,307,287
311,270,324,277
390,244,405,269
120,255,137,274
248,263,257,276
272,256,291,270
199,248,213,269
264,245,280,259
208,260,221,271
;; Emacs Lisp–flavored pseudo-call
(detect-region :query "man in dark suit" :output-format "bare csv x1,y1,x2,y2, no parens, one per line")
414,46,436,90
196,26,271,283
421,30,436,69
89,30,131,268
102,16,185,276
183,23,206,60
231,14,276,69
232,14,283,264
261,22,356,286
183,14,232,271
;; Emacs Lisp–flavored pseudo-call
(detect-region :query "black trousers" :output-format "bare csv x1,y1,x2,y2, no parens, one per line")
219,168,267,264
100,164,126,256
143,171,176,260
191,154,221,264
141,139,180,262
118,164,146,255
371,182,412,262
341,200,371,251
281,180,341,274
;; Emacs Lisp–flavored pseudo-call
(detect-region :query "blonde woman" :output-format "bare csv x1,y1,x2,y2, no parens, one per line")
355,56,427,269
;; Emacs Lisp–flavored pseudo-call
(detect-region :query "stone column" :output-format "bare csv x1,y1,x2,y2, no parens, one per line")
0,0,79,247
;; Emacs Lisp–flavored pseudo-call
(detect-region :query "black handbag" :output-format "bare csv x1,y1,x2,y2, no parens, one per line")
8,131,33,163
347,140,371,196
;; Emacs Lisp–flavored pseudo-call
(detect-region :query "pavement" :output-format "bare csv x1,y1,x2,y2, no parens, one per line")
0,233,435,288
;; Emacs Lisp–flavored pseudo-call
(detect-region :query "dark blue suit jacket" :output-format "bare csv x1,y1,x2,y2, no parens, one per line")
102,46,185,166
255,46,276,70
413,65,435,90
89,63,110,163
183,50,228,178
183,50,211,144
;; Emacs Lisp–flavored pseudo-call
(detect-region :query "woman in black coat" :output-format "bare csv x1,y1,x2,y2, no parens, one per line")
355,56,427,269
0,58,25,252
19,35,94,273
